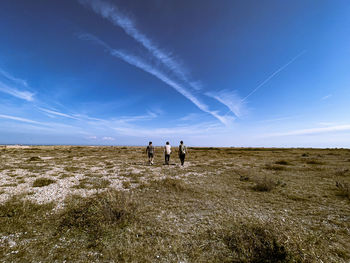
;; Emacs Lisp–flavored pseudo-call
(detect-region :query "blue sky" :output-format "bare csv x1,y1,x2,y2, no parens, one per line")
0,0,349,147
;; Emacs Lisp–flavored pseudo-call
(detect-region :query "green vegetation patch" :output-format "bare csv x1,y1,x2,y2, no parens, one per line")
264,164,287,171
306,159,324,165
1,183,18,187
275,160,291,165
148,177,192,193
28,156,41,162
252,177,285,192
221,222,300,262
335,181,350,200
73,178,110,190
0,195,54,234
32,178,55,187
56,190,137,248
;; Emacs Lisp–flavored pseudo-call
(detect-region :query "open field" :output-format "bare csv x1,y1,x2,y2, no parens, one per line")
0,145,350,262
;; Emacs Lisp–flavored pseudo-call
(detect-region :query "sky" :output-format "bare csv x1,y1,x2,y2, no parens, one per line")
0,0,349,147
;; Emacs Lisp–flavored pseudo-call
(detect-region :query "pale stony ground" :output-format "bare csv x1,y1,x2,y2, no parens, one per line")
1,145,350,262
0,145,193,209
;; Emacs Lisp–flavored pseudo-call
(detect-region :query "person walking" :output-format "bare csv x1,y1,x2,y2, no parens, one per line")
146,141,155,165
178,140,187,166
164,141,171,165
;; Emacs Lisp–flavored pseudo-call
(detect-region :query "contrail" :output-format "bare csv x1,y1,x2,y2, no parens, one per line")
79,33,233,125
241,50,306,102
77,0,197,89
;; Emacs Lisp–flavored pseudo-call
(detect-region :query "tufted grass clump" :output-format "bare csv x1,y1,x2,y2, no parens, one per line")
253,177,284,192
275,160,290,165
149,177,190,192
56,190,137,248
336,181,350,200
28,156,41,162
222,222,298,262
73,178,110,190
0,195,54,233
264,164,286,171
306,159,324,165
33,178,55,187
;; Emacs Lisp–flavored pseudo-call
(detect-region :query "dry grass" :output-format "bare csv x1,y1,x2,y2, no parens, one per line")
0,146,350,262
252,176,284,192
221,221,299,262
336,181,350,200
32,178,55,187
73,178,111,190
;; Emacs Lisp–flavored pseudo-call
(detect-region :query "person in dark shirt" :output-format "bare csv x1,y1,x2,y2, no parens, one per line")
146,141,155,165
178,141,187,166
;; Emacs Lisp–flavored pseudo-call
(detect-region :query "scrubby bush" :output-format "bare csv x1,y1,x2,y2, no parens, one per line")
28,156,41,162
56,190,137,247
275,160,290,165
151,177,189,192
253,177,284,192
73,178,110,189
122,181,131,189
336,181,350,200
33,178,55,187
306,159,323,165
335,169,349,177
0,196,53,233
222,222,298,262
239,175,250,181
264,164,286,171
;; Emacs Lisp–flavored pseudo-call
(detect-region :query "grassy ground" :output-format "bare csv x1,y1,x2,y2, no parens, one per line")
0,146,350,262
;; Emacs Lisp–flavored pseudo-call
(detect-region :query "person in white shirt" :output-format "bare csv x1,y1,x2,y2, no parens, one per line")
164,141,171,165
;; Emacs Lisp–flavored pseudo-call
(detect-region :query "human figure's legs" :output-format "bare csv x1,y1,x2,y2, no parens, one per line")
180,154,185,166
148,154,154,165
165,154,170,164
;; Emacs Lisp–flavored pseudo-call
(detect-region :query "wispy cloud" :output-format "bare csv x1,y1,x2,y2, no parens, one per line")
242,51,306,102
0,69,35,101
37,107,80,120
0,114,44,125
0,69,29,87
258,115,300,123
264,124,350,137
179,113,202,121
112,121,221,137
0,113,80,131
102,136,115,141
79,33,233,125
206,89,246,118
321,94,332,100
77,0,197,88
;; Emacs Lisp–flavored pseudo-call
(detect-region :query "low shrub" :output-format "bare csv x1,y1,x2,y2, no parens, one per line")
149,178,190,192
253,177,284,192
0,196,53,233
33,178,55,187
239,175,250,181
28,156,41,162
73,178,110,189
264,164,286,171
122,181,131,189
335,181,350,200
335,169,349,177
56,190,137,247
306,159,323,165
275,160,290,165
222,222,298,262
